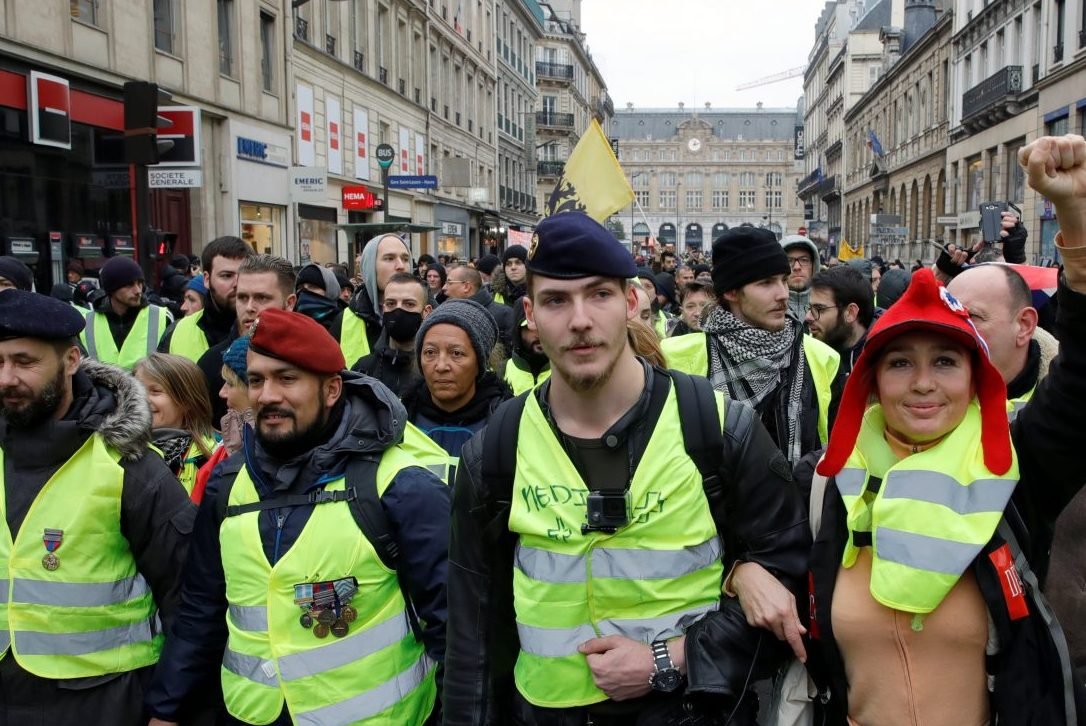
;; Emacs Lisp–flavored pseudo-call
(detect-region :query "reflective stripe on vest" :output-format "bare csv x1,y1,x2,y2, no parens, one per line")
508,386,724,708
168,309,211,363
503,360,551,396
661,332,838,445
218,446,436,725
836,402,1020,614
401,422,452,485
339,311,372,368
81,305,168,370
0,434,162,678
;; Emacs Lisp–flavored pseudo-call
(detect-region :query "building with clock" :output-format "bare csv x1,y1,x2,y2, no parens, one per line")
608,104,805,254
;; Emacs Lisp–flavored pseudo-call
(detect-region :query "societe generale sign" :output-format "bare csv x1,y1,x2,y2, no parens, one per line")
342,186,378,210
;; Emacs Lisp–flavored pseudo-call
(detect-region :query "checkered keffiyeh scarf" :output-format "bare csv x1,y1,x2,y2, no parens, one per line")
702,306,807,463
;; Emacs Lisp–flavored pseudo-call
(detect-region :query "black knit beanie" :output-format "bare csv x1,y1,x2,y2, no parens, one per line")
98,256,144,295
711,227,790,296
0,256,34,291
502,245,528,265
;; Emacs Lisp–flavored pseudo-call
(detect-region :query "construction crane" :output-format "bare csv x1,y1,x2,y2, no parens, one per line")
736,65,807,91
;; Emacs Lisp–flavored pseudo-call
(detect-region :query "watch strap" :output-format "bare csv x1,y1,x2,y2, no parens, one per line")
651,639,674,673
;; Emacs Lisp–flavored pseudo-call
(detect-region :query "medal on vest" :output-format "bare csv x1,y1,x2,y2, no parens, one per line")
294,577,359,638
42,528,63,570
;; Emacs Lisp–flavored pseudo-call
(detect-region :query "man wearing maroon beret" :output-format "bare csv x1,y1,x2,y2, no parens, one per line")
147,308,450,725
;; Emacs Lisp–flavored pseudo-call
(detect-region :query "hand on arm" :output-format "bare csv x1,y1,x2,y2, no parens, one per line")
730,561,807,662
578,635,656,701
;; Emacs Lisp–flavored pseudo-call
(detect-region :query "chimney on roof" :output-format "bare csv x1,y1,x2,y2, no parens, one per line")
705,102,711,110
627,102,634,111
678,101,685,111
757,101,764,110
903,0,937,53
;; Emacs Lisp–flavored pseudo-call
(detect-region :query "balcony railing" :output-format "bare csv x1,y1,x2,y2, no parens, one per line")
325,34,336,56
353,51,365,72
961,65,1023,120
378,66,388,85
535,61,574,80
1054,44,1064,63
398,78,406,95
537,160,565,177
536,111,574,128
431,97,437,112
414,88,421,104
294,16,308,41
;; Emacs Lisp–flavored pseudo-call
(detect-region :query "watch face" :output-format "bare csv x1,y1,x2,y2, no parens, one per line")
687,138,702,152
652,668,683,693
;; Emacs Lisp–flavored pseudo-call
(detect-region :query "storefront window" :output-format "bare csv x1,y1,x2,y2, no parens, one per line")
437,234,466,261
240,203,282,255
965,157,984,211
297,204,339,265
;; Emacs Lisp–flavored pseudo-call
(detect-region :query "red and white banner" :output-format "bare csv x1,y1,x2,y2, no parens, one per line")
155,106,201,167
353,107,370,181
399,127,410,174
296,83,315,166
326,95,342,175
28,71,71,149
415,131,426,175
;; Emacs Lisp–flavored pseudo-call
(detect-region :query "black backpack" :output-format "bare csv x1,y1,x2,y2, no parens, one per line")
479,369,743,539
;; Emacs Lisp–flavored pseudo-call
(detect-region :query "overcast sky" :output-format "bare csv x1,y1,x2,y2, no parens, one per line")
579,0,821,111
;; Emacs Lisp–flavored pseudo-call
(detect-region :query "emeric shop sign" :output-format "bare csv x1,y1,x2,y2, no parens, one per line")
236,136,290,168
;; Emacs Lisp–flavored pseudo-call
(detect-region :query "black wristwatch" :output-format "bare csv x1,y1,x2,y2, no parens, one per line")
649,639,682,693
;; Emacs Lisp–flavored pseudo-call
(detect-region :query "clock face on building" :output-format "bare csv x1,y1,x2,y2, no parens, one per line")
687,137,702,153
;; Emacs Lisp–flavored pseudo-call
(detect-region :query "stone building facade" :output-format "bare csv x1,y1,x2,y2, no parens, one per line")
609,106,805,255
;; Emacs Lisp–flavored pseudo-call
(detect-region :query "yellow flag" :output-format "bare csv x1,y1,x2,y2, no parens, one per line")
545,119,633,222
838,239,864,261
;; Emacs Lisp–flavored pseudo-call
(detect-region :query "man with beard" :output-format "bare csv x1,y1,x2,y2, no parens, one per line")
196,254,297,427
804,264,874,379
160,236,254,362
663,227,840,465
0,291,194,725
81,256,171,371
445,213,810,725
352,272,433,397
779,234,821,323
333,234,411,366
146,308,449,726
502,303,551,394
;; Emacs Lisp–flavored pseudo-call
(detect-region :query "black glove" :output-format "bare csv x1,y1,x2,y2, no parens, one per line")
1002,220,1028,264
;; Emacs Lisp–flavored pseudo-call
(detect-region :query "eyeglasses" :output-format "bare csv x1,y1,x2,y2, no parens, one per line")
788,256,812,269
806,303,838,320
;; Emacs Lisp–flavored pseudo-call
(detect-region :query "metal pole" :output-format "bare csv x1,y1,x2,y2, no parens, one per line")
383,166,391,224
133,163,152,282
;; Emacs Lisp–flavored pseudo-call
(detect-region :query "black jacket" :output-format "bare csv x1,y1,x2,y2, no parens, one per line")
157,291,237,354
145,373,450,723
442,366,811,724
799,275,1086,725
468,288,514,354
0,360,194,721
196,333,237,427
352,330,422,399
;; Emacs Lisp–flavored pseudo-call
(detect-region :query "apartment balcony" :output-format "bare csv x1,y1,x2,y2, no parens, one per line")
325,34,336,56
960,65,1030,134
353,51,365,72
537,160,565,178
535,111,574,130
536,61,574,82
294,16,308,42
378,66,388,85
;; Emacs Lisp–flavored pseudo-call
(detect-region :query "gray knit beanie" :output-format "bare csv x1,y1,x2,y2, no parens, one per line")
415,299,499,379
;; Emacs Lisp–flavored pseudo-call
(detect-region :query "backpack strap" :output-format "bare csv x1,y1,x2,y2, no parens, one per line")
480,392,530,516
669,370,730,535
996,518,1078,726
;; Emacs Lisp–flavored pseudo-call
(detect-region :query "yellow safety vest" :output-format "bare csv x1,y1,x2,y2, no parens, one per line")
0,435,162,678
503,359,551,396
81,305,169,371
339,312,373,369
178,435,217,496
219,447,436,725
401,422,455,484
168,310,211,363
662,332,839,444
492,291,506,306
508,388,725,708
653,310,668,340
1007,386,1035,422
835,403,1019,614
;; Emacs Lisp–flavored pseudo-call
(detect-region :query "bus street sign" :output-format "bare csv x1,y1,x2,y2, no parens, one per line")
375,143,395,169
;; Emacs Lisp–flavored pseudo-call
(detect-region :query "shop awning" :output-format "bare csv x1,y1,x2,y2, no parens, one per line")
337,223,442,235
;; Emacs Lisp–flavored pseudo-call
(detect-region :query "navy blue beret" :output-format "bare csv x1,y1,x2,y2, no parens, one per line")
0,290,85,341
526,213,637,280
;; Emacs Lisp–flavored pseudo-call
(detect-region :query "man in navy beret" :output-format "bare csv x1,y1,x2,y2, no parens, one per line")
445,213,811,724
0,291,193,725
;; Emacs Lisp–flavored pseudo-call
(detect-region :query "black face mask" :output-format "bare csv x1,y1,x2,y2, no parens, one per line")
383,308,423,343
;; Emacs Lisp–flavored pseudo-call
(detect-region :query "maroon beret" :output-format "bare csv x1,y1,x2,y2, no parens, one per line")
248,308,345,375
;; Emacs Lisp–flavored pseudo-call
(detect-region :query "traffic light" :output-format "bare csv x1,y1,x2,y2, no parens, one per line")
803,202,815,221
123,81,174,165
146,230,177,260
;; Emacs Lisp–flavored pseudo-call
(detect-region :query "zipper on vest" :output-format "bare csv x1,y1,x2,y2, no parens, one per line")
272,511,287,564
